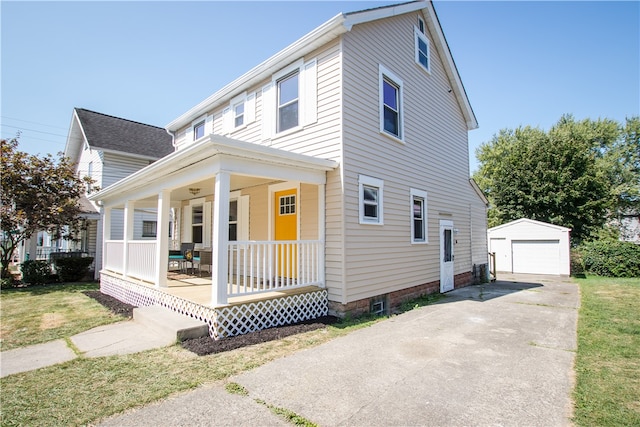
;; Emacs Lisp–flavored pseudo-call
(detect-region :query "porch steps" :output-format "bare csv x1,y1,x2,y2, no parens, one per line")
133,306,209,343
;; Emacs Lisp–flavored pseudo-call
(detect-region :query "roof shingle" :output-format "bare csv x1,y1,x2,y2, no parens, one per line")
75,108,174,159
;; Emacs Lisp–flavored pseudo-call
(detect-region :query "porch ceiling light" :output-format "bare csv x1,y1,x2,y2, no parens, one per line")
189,187,201,196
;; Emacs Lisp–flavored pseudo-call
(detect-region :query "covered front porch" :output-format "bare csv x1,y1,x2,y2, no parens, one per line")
91,135,337,338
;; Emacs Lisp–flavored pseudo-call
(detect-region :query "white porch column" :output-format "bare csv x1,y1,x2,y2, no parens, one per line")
101,206,111,272
318,183,326,286
211,171,230,306
122,201,134,277
154,190,171,288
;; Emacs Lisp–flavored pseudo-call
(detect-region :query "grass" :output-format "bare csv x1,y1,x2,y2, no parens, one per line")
573,276,640,427
0,282,388,427
0,282,128,351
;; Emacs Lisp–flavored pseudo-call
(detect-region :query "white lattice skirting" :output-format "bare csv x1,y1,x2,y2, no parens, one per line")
100,272,328,340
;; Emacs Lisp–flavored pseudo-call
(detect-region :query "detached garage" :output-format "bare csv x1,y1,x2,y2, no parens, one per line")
488,218,571,276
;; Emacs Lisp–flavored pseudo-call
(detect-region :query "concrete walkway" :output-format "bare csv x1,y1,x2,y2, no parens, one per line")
0,321,173,378
99,274,579,426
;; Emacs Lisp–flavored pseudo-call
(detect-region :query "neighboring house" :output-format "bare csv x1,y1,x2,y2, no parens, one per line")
57,108,173,278
89,0,488,338
488,219,571,276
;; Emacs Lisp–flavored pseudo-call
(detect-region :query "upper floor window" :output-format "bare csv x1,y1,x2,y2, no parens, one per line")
277,71,300,133
415,27,431,73
233,102,245,128
379,65,403,141
359,175,384,225
417,16,425,34
193,120,205,140
262,58,317,140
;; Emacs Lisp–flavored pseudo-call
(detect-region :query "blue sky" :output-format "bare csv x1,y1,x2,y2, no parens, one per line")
2,1,638,174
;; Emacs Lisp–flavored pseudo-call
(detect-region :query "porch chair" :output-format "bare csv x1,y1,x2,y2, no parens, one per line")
195,250,212,277
169,242,195,273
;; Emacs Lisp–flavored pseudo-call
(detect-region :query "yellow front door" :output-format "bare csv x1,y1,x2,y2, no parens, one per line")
275,189,297,280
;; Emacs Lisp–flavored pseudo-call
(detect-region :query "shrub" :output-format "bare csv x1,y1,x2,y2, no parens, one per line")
580,240,640,278
21,260,53,285
570,249,586,278
53,257,94,283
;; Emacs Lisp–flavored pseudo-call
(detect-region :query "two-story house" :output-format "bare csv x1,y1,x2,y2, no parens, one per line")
89,0,488,339
62,108,173,278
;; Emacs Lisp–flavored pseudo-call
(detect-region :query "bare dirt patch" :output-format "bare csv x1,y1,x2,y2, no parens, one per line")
40,313,65,330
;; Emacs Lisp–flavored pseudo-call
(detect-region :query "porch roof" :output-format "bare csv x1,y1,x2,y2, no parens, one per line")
88,134,338,207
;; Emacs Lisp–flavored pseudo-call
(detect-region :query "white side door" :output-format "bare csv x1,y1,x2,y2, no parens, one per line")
440,220,454,292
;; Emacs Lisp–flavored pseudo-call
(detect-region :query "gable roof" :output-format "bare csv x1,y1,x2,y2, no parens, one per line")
167,0,477,132
66,108,174,160
488,218,572,233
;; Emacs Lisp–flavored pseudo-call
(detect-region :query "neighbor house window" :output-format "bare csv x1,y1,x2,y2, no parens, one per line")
418,16,425,34
410,189,428,243
379,65,404,141
192,205,203,244
142,220,157,238
359,175,384,225
193,120,205,140
277,71,299,133
415,27,431,73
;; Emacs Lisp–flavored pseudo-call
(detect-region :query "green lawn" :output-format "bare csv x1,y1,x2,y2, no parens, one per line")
0,282,127,351
573,276,640,426
0,282,387,426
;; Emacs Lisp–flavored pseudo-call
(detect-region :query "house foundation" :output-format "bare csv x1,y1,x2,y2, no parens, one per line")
328,271,475,318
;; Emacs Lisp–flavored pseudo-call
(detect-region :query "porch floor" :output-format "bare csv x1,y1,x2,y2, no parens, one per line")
160,272,322,307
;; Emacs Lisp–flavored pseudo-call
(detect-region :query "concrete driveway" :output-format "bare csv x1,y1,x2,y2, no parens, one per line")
101,274,579,426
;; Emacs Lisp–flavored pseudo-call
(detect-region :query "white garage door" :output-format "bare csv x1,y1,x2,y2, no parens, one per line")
512,240,560,275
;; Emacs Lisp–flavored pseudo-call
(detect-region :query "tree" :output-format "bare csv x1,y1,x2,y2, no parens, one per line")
0,136,94,279
473,115,639,244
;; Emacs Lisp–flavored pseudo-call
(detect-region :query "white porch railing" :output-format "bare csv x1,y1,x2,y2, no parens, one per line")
127,241,157,283
104,240,156,283
103,239,323,297
104,240,124,273
227,240,322,296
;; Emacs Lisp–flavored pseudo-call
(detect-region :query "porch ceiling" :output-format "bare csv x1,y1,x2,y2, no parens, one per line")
90,135,338,207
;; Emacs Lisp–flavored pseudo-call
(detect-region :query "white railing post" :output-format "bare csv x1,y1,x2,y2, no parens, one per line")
102,206,111,273
155,189,171,288
122,201,134,277
211,172,230,306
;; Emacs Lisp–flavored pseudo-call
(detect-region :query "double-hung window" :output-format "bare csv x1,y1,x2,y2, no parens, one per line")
192,205,203,244
359,175,384,225
410,189,428,243
415,26,431,73
233,102,245,128
379,65,404,141
277,71,299,133
193,120,205,140
262,58,317,140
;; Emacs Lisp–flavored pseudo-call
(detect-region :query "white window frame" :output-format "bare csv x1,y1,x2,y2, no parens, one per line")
262,58,317,140
359,175,384,225
276,68,300,134
379,65,404,143
410,188,428,244
417,16,425,34
414,27,431,74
